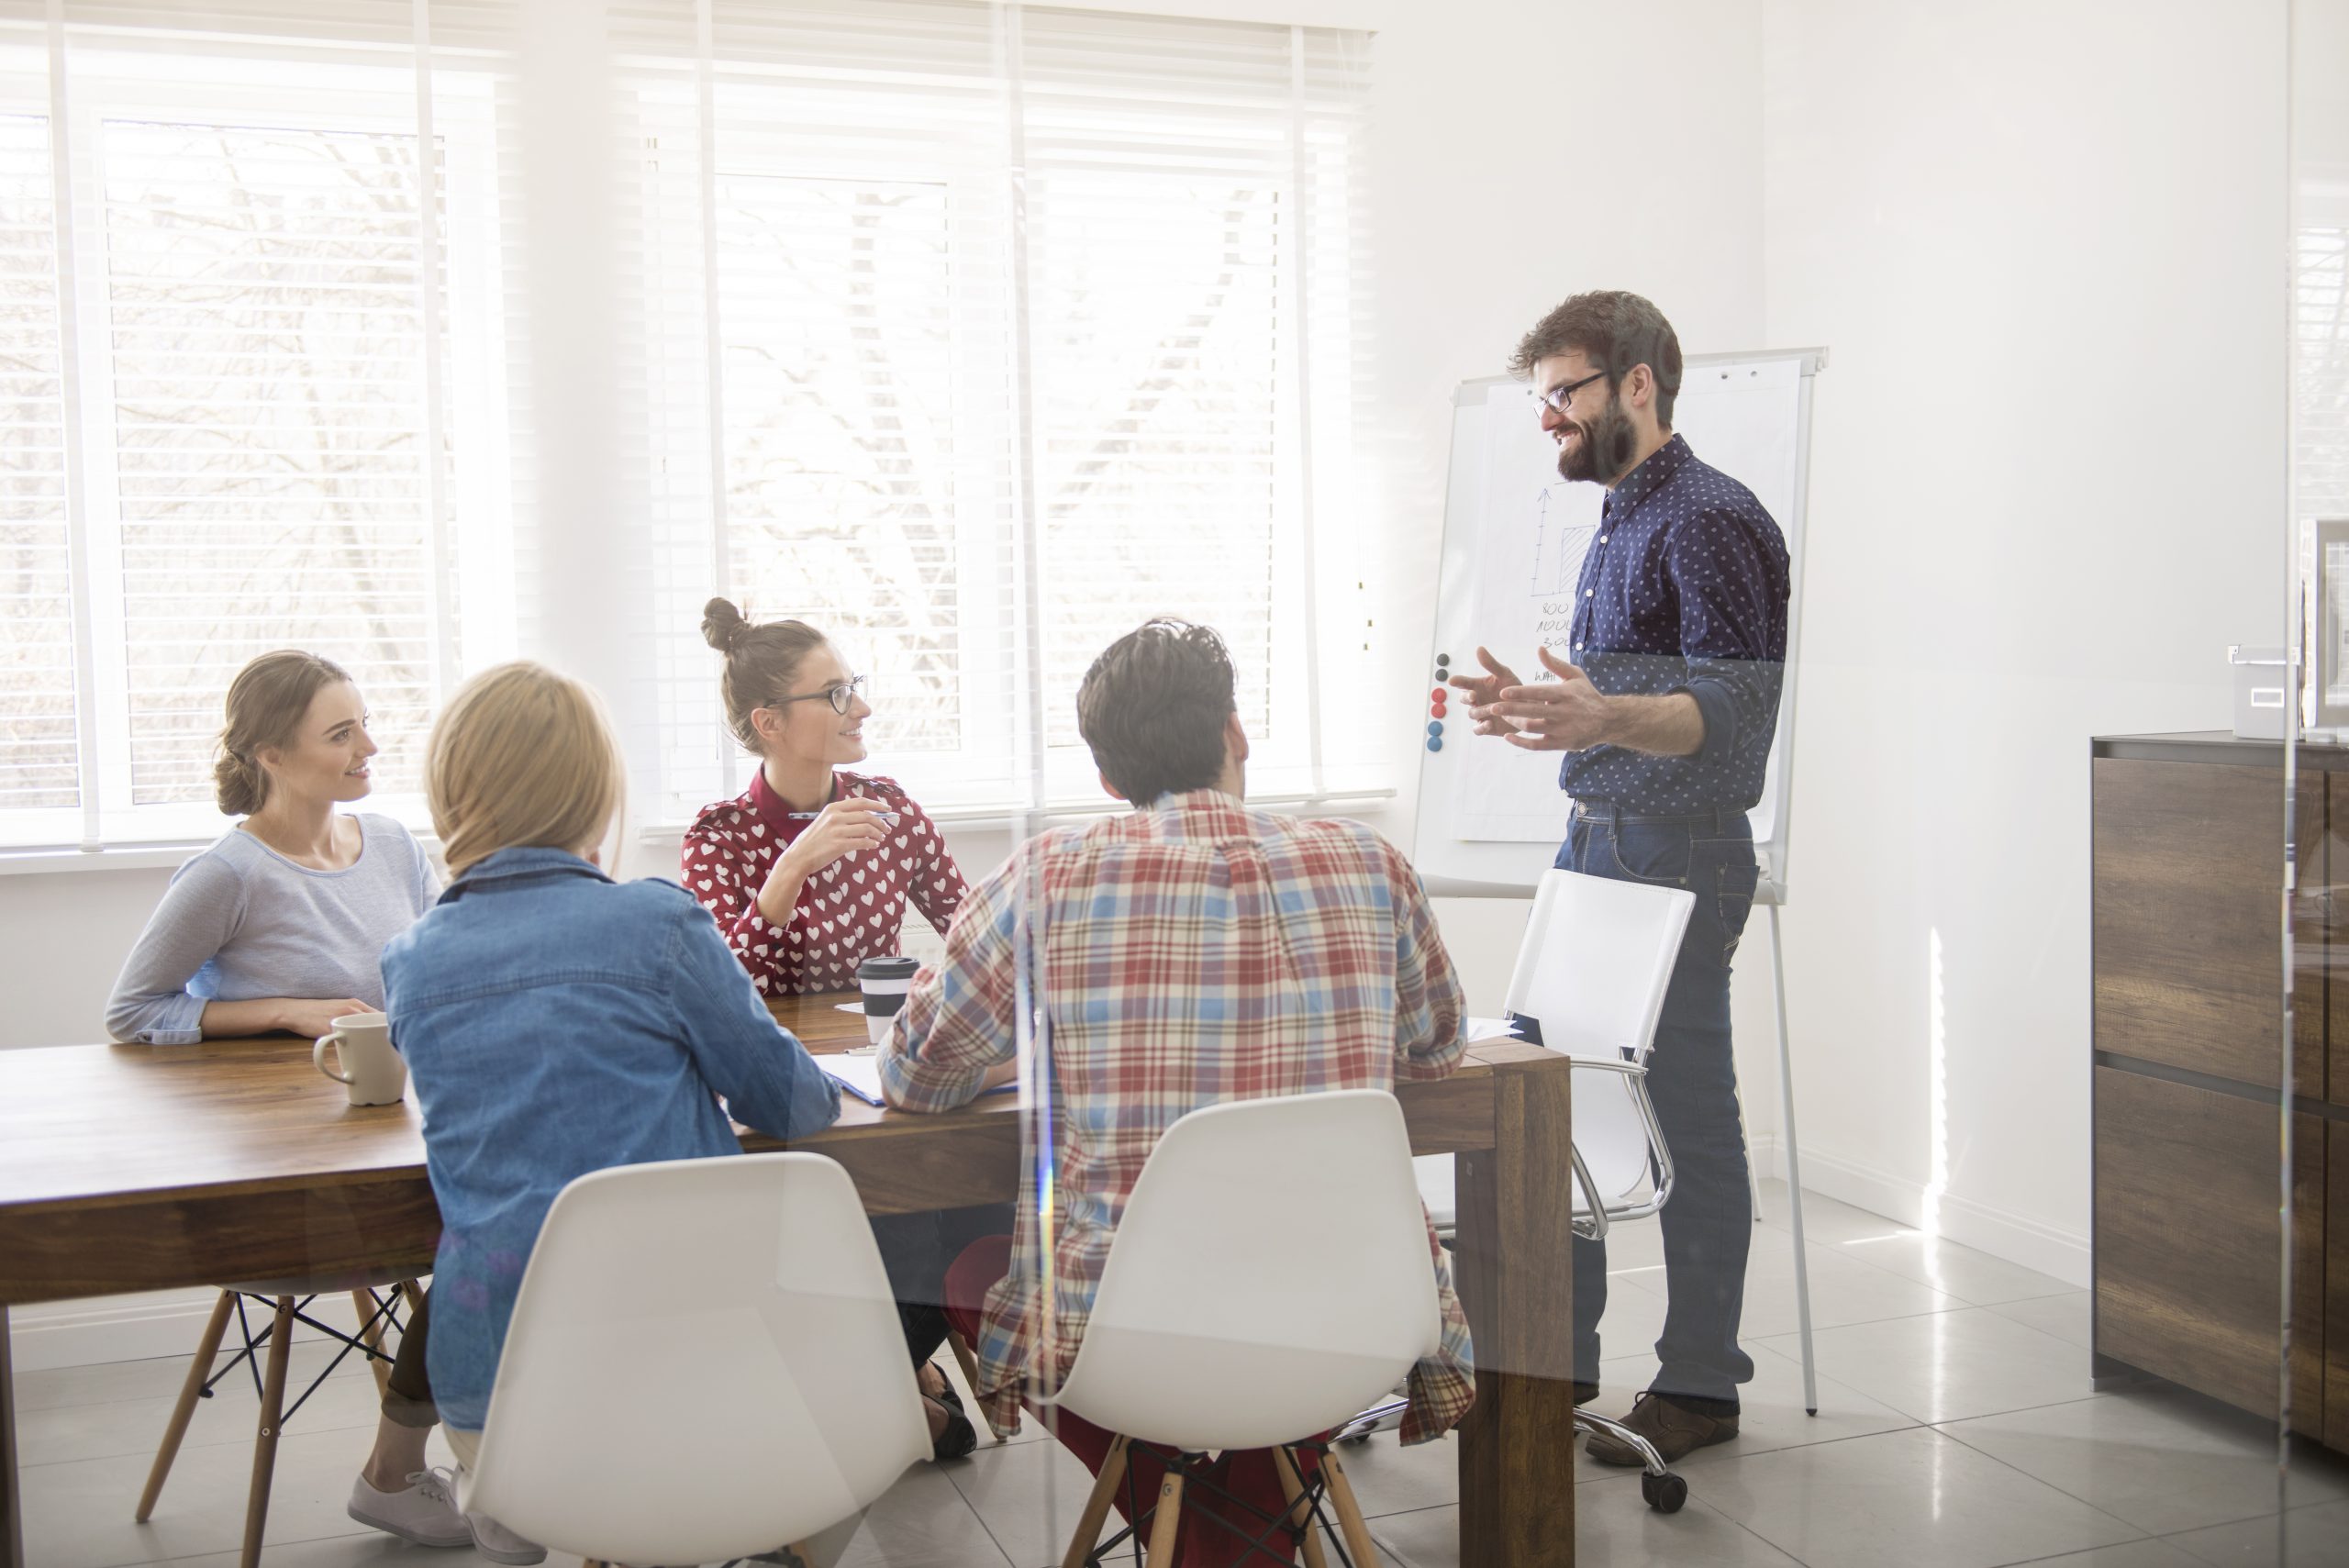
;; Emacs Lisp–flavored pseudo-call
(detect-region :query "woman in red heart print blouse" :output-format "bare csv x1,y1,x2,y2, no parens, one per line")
683,600,970,998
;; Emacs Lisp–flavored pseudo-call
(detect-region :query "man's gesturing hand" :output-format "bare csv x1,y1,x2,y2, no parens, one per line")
1488,646,1615,752
1446,646,1526,738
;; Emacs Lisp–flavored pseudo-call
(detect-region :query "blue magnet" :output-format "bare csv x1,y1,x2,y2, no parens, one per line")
1426,720,1443,737
1425,736,1443,752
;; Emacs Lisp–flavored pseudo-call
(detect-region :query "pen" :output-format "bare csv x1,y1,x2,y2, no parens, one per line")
785,809,900,824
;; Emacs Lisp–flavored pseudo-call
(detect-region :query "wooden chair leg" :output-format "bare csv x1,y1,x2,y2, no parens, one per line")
1059,1432,1131,1568
135,1291,236,1521
399,1278,427,1318
945,1327,980,1390
351,1289,392,1396
1273,1446,1330,1568
1144,1465,1185,1566
941,1328,1001,1445
239,1296,295,1568
1318,1449,1382,1568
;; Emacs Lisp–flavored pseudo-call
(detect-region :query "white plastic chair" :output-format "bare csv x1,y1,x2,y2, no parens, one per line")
1415,867,1691,1242
458,1152,929,1568
1047,1089,1441,1568
1358,870,1696,1509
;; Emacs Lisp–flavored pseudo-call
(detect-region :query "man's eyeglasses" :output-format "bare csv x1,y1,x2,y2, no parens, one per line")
1540,369,1610,414
771,674,867,716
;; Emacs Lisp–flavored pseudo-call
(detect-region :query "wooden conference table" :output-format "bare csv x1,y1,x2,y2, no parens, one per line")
0,995,1577,1567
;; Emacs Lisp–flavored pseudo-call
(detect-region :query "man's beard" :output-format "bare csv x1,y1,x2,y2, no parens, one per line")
1556,395,1637,484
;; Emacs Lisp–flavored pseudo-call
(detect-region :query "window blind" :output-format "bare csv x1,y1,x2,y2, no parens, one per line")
0,0,1374,851
647,0,1371,822
100,116,446,806
641,0,1023,817
0,111,70,820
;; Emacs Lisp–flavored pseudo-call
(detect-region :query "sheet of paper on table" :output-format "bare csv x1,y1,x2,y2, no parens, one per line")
822,1051,1017,1107
1465,1016,1523,1043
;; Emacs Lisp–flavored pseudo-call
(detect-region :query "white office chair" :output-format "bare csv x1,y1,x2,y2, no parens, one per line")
1419,864,1692,1236
1353,869,1696,1511
459,1152,930,1568
1048,1090,1441,1568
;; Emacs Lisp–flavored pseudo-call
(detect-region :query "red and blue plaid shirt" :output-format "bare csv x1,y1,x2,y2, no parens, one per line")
879,790,1475,1444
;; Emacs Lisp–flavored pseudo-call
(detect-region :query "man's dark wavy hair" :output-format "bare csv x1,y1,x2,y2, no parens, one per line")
1509,289,1684,427
1076,618,1237,805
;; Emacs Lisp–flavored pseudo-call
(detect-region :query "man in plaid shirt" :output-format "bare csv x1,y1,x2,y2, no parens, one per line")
879,618,1473,1567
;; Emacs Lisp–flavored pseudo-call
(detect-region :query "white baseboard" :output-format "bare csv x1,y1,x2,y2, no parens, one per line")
9,1288,382,1373
1750,1134,2091,1289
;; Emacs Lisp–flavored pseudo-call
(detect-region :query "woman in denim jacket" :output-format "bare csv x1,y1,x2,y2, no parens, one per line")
382,662,842,1475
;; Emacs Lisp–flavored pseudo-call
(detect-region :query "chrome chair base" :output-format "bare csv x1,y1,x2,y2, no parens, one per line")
1333,1396,1687,1513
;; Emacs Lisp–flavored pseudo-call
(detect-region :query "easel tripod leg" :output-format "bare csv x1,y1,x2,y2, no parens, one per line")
1769,901,1820,1417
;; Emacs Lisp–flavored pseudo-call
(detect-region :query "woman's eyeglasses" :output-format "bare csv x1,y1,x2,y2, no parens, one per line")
773,674,867,716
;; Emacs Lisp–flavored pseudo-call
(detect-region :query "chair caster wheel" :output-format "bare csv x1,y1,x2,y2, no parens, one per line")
1641,1470,1687,1513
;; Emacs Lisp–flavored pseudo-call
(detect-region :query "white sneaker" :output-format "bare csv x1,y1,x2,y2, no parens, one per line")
346,1468,472,1548
466,1509,547,1565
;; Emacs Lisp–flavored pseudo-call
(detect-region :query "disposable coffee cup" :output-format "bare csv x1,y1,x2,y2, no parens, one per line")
858,955,920,1046
313,1011,406,1106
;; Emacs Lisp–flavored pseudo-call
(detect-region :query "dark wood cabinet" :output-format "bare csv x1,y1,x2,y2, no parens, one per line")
2334,774,2349,1108
2090,735,2341,1450
2092,760,2294,1087
2093,1067,2288,1414
2298,1108,2325,1440
2332,1120,2349,1451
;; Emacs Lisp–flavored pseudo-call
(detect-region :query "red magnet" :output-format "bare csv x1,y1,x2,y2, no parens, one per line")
1430,687,1446,704
1430,698,1447,717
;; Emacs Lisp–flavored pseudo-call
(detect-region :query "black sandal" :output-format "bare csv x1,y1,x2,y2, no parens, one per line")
921,1367,978,1462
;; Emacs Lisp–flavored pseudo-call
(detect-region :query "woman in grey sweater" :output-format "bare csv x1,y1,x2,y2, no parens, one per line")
106,651,438,1044
104,652,535,1560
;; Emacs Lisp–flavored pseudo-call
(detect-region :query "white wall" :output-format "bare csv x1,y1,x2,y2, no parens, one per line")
1751,0,2288,1281
1348,0,1769,1029
1355,0,1765,819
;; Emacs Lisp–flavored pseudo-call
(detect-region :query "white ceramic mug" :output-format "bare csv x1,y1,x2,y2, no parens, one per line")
314,1012,406,1106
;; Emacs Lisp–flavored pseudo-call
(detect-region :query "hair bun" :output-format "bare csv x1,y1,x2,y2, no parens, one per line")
701,597,749,655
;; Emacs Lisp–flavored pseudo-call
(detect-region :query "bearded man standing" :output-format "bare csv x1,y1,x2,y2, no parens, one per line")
1449,289,1789,1465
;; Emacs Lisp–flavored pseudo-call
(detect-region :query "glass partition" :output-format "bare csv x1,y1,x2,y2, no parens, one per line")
2286,0,2349,1561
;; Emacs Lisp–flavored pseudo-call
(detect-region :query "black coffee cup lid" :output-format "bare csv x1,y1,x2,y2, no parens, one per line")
858,955,919,981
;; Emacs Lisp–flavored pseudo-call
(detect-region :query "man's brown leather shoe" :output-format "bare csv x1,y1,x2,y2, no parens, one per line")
1583,1391,1739,1466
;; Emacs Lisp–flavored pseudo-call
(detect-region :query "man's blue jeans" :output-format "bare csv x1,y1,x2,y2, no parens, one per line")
1553,804,1759,1407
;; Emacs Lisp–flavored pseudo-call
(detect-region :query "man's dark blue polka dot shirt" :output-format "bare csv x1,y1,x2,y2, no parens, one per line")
1562,433,1789,815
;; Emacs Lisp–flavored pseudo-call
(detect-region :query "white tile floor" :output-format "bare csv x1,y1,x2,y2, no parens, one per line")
16,1182,2346,1568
